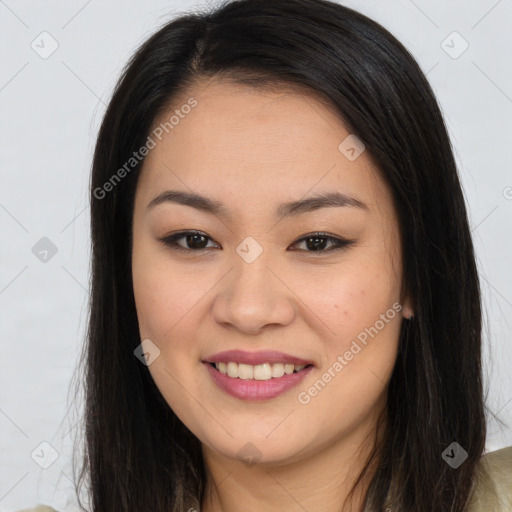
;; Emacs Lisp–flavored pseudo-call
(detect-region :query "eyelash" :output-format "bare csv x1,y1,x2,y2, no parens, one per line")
158,230,354,255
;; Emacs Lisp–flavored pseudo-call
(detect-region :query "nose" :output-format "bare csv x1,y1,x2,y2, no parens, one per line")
211,253,296,335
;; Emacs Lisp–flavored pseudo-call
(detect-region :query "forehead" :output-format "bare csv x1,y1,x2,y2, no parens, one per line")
137,79,390,218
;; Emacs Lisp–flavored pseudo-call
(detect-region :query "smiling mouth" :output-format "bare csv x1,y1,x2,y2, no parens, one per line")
207,361,313,380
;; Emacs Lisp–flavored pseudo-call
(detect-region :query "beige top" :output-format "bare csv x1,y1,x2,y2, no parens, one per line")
16,446,512,512
466,445,512,511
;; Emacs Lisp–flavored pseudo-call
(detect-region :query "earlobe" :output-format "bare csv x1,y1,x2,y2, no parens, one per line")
402,306,414,320
400,296,414,320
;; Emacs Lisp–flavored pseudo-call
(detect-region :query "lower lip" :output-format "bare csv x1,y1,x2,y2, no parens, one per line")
203,362,313,401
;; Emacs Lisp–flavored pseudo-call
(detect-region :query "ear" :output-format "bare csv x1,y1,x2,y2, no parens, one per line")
402,302,414,319
399,288,414,319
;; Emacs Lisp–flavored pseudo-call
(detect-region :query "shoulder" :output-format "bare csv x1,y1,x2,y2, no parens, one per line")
467,445,512,511
15,505,59,512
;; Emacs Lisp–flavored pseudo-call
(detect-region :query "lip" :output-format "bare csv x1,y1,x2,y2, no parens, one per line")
203,361,314,401
202,349,315,367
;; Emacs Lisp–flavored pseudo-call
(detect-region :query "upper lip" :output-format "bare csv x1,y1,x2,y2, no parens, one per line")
203,350,315,366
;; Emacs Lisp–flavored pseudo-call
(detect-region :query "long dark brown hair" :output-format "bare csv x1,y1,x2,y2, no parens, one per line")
70,0,488,510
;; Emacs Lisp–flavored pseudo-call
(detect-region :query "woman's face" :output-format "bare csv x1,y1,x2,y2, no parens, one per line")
131,78,412,467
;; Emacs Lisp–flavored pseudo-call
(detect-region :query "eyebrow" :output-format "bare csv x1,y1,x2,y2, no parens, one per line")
146,189,368,219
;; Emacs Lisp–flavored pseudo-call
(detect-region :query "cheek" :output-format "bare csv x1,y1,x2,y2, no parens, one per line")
132,260,201,342
132,259,171,339
308,259,400,335
302,258,402,391
131,253,205,412
298,274,402,429
131,225,209,340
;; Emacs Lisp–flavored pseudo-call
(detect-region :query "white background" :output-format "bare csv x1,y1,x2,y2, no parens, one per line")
1,0,511,510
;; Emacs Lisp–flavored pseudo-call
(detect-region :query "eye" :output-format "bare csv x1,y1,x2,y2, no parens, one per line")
158,230,354,254
290,232,354,253
159,230,219,252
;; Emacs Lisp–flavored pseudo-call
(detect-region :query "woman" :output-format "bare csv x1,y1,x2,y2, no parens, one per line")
19,0,512,510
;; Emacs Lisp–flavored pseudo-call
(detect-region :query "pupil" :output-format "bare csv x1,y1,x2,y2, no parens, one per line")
307,236,326,251
187,234,207,249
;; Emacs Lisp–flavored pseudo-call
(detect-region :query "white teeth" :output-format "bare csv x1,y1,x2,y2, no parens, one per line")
238,363,253,380
227,361,238,378
253,363,272,380
271,363,285,378
213,361,309,380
